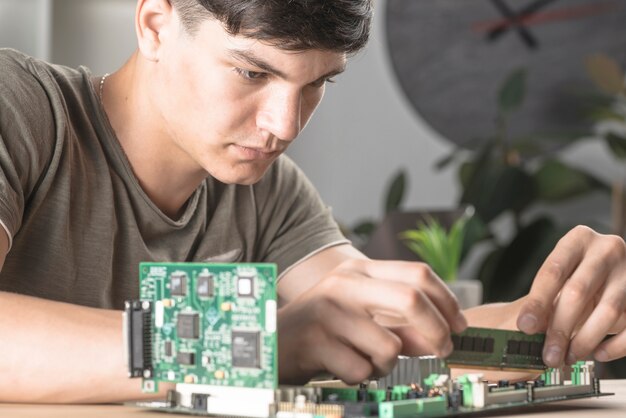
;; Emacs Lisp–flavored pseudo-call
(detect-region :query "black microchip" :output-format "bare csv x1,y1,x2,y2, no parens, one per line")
518,341,530,356
460,336,474,351
232,330,261,368
197,274,214,298
530,342,542,358
484,337,495,353
170,272,188,296
164,340,173,357
507,340,520,355
177,351,196,366
473,337,484,353
177,313,200,339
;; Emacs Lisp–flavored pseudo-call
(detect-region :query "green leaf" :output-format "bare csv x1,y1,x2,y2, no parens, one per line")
458,141,495,190
399,216,467,282
480,217,563,302
585,54,625,95
605,132,626,160
509,132,586,159
498,68,527,113
434,151,457,170
587,107,626,124
461,162,535,223
461,215,490,261
534,159,609,202
385,170,407,214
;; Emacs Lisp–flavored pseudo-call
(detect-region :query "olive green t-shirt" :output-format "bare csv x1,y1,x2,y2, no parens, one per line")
0,49,348,309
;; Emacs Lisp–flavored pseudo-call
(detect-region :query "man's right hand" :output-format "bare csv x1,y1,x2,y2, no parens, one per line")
276,258,467,384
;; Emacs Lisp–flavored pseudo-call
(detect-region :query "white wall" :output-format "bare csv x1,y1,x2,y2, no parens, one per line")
51,0,136,75
0,0,50,60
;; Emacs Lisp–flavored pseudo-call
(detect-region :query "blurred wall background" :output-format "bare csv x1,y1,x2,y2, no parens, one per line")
0,0,618,229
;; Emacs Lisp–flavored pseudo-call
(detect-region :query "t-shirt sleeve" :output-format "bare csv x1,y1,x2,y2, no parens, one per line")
0,50,56,246
253,155,349,277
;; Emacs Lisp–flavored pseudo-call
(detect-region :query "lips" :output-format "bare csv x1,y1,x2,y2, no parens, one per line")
232,144,280,160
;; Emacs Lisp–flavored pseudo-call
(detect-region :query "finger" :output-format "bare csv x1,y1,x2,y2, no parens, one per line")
355,260,467,332
388,325,453,357
568,283,626,364
517,226,591,334
609,312,626,334
594,326,626,363
328,273,453,357
318,339,374,385
323,301,402,377
542,253,609,367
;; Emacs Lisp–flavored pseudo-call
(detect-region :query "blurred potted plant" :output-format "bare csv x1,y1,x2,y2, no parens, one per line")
349,67,610,304
399,209,482,308
436,67,609,302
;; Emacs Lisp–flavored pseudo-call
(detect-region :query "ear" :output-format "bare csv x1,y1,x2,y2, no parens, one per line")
135,0,174,62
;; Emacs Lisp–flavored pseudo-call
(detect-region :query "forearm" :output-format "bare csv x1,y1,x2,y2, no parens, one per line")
0,291,172,403
463,296,527,330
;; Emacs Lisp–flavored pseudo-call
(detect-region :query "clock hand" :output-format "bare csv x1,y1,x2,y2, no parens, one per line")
488,0,560,45
488,0,544,49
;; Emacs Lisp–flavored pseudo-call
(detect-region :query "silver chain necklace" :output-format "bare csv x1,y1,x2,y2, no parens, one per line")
99,72,110,101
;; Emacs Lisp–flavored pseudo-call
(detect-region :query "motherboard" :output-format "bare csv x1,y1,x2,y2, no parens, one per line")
124,262,611,417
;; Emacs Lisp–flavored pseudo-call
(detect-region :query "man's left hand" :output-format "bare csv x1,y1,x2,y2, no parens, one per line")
517,225,626,367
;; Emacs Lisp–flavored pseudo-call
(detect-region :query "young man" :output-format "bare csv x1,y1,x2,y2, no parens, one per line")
0,0,624,403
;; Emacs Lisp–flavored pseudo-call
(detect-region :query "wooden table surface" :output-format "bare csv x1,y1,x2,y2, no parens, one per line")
0,380,624,418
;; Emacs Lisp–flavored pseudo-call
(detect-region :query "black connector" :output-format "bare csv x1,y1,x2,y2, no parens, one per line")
124,300,153,378
192,393,209,411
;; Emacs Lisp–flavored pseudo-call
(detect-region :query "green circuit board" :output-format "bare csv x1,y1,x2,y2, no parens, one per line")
127,262,278,391
446,327,546,371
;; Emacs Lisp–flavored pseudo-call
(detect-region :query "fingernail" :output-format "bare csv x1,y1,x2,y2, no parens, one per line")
566,351,577,365
545,345,562,366
595,349,609,362
441,340,454,357
518,314,538,333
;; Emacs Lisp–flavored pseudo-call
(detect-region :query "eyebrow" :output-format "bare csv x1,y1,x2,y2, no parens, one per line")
227,49,346,83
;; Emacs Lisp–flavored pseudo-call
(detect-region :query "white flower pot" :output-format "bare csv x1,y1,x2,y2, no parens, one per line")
447,279,483,309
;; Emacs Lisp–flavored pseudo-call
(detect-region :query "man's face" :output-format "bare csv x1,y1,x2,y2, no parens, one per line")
153,14,346,185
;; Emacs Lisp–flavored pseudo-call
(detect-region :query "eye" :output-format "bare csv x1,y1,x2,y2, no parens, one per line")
234,68,268,81
310,77,336,89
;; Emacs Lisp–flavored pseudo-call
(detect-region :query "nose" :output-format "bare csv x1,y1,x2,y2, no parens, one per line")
256,89,302,142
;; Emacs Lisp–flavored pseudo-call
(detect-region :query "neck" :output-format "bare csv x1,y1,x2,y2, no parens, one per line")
99,51,207,219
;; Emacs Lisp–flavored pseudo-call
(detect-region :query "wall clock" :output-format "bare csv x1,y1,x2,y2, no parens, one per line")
385,0,626,148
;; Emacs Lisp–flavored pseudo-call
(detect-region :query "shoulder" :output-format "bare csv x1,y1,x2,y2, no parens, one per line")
0,49,93,149
0,48,51,97
0,48,87,114
0,50,63,185
0,49,56,128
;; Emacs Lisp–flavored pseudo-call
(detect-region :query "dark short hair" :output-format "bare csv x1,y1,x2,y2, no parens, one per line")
171,0,373,54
